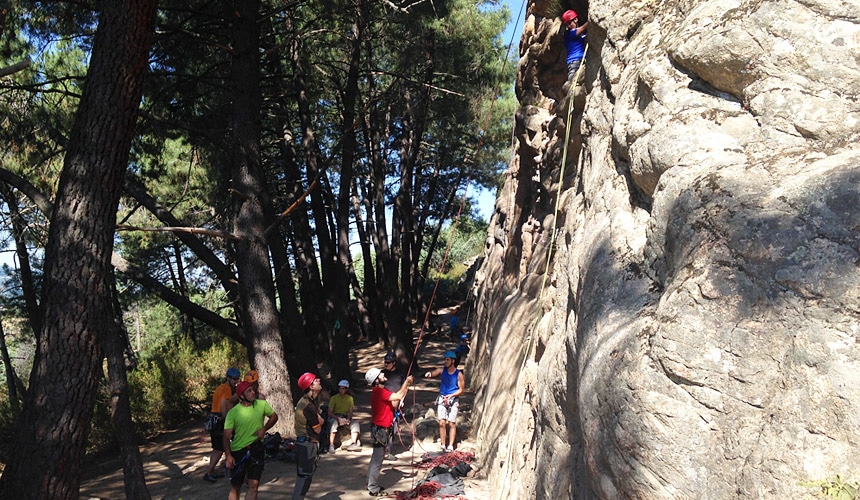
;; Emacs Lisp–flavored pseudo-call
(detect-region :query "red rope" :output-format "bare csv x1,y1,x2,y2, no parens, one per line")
413,450,475,470
389,451,476,499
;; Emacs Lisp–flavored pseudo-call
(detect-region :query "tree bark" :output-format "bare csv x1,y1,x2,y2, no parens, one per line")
0,0,158,497
224,0,293,435
0,185,42,336
0,319,20,413
289,27,337,362
329,3,365,384
105,278,150,499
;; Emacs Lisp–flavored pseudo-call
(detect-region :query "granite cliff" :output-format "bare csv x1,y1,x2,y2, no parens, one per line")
467,0,860,497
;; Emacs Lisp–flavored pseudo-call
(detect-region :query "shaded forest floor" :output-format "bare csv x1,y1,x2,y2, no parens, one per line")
81,315,489,499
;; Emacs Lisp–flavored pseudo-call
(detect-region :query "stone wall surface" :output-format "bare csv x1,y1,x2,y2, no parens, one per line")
467,0,860,498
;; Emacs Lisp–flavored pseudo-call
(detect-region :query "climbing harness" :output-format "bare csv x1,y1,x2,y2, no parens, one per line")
228,449,251,480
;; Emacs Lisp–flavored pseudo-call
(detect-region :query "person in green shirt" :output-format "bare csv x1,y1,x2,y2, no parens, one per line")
223,380,278,500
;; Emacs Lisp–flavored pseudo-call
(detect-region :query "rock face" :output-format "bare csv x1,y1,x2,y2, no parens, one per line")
468,0,860,498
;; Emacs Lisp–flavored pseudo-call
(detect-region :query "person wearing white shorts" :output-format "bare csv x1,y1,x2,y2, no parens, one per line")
424,351,465,452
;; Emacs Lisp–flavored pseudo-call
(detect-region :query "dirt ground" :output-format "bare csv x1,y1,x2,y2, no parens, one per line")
81,329,489,500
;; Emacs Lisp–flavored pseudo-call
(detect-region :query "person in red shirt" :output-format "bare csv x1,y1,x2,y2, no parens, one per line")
364,367,413,496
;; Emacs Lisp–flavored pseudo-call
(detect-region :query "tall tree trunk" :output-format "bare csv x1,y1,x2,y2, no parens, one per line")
396,32,435,322
330,4,364,383
351,178,377,342
259,13,320,382
288,25,337,362
105,277,150,499
267,218,317,381
0,185,42,336
0,0,158,497
224,0,292,435
0,319,20,413
171,241,195,339
419,169,466,289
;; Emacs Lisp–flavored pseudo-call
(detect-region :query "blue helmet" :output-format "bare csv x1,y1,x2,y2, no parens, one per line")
460,334,468,340
444,350,457,359
226,367,241,379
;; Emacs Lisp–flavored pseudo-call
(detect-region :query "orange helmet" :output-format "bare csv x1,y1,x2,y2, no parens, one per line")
244,369,259,383
562,10,578,23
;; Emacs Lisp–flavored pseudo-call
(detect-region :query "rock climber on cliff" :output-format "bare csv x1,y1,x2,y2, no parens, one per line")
562,9,588,81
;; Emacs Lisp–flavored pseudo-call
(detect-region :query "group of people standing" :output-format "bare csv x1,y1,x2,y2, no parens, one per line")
203,344,466,499
204,367,279,500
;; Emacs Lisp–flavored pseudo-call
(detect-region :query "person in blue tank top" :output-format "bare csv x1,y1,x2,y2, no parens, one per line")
424,350,465,452
562,9,588,81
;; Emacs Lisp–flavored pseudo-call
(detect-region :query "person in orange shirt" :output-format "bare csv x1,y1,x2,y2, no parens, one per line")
227,369,265,407
204,367,240,482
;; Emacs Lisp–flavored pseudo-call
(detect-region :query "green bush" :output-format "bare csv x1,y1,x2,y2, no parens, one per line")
85,334,245,454
802,475,860,499
128,335,245,433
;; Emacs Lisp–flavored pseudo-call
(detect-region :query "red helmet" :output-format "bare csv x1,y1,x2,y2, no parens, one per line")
562,10,578,23
298,372,317,391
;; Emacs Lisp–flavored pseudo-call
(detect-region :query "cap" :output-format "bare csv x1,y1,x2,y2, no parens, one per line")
444,350,457,359
365,368,382,385
244,369,259,383
226,367,241,379
338,379,350,388
383,351,396,362
236,381,253,397
298,372,317,391
562,10,578,23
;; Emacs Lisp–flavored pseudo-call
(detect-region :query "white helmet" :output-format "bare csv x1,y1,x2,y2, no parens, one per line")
338,379,350,388
365,368,382,385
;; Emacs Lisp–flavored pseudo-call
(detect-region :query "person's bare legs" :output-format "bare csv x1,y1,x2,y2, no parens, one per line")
447,422,457,449
439,419,448,449
245,479,260,500
206,450,223,475
229,484,241,500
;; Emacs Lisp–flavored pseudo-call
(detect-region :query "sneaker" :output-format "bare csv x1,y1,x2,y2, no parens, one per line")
203,473,218,482
384,453,396,460
347,443,362,452
368,489,387,497
447,446,455,452
328,445,336,454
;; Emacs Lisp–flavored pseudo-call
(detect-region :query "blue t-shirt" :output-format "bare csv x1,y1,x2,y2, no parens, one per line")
564,28,586,64
440,368,460,396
